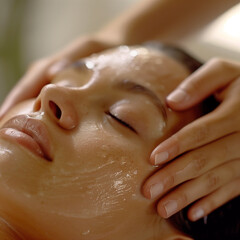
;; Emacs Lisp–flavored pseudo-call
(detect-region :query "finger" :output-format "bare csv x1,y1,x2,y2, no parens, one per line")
0,58,55,119
150,98,240,165
157,159,240,218
188,178,240,221
143,132,240,199
47,37,116,77
61,37,113,59
166,58,240,110
215,76,240,102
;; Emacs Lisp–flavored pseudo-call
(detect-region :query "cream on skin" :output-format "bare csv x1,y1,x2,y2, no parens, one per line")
0,46,200,240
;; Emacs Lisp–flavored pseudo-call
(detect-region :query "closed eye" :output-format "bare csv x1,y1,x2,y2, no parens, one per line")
106,112,137,134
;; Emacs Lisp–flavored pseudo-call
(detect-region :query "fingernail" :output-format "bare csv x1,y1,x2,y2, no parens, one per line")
164,200,178,217
155,151,169,165
167,89,189,103
192,208,204,221
150,183,164,199
48,59,69,76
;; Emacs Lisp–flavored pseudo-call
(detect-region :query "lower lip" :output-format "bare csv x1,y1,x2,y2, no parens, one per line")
0,128,44,158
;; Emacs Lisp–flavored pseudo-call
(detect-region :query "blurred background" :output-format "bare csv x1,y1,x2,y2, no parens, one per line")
0,0,240,104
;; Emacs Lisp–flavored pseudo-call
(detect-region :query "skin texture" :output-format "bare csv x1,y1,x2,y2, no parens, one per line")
0,47,200,240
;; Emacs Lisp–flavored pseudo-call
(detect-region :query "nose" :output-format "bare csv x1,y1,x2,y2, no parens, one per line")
33,84,78,130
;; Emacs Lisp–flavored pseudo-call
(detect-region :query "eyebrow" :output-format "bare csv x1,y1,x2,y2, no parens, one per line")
69,62,167,120
115,80,167,121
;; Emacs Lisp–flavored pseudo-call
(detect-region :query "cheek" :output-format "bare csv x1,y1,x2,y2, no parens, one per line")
46,133,151,218
26,129,150,219
0,124,155,238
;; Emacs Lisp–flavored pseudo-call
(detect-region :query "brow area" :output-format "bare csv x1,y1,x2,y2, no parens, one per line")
114,80,167,121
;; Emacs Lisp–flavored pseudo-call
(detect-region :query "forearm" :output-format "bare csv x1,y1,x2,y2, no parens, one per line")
97,0,239,44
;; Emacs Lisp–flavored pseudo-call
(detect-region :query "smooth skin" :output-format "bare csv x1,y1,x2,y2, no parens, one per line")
0,0,239,221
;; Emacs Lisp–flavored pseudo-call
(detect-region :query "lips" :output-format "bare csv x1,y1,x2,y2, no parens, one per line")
0,115,53,161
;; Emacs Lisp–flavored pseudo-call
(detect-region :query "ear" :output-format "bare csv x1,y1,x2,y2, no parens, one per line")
157,219,193,240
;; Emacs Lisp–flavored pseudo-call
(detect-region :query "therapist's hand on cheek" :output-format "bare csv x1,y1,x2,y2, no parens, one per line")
142,58,240,221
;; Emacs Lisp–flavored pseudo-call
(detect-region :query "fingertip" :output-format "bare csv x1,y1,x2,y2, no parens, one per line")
187,208,196,222
141,183,152,200
167,89,189,103
166,98,184,110
188,206,205,222
157,202,168,218
151,139,177,165
149,152,156,165
166,89,193,110
154,151,170,165
151,145,169,166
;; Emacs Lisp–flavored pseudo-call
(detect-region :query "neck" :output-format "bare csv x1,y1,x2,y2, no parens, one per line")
0,217,23,240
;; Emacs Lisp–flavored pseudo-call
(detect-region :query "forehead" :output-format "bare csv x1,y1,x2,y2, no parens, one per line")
86,46,190,96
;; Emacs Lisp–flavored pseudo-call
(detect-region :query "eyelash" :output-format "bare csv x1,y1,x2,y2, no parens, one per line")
106,111,137,133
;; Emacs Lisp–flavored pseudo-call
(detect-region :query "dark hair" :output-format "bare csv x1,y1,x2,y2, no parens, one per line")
143,41,202,73
170,196,240,240
143,41,240,240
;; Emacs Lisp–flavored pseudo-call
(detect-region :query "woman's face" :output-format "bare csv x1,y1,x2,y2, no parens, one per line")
0,46,200,240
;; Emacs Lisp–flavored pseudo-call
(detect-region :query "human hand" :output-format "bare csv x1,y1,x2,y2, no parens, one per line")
0,35,118,119
142,57,240,221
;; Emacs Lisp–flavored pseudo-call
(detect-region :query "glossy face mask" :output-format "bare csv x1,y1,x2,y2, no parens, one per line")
0,46,200,240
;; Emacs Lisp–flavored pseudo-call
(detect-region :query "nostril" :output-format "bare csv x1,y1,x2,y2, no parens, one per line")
49,101,62,119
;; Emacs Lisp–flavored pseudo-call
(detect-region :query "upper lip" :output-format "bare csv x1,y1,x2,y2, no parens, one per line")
1,115,53,161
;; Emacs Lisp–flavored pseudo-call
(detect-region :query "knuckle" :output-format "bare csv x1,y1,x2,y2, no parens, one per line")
206,172,220,190
208,57,225,67
178,192,189,208
163,173,175,190
208,57,239,73
208,57,228,70
192,123,209,144
191,152,207,177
